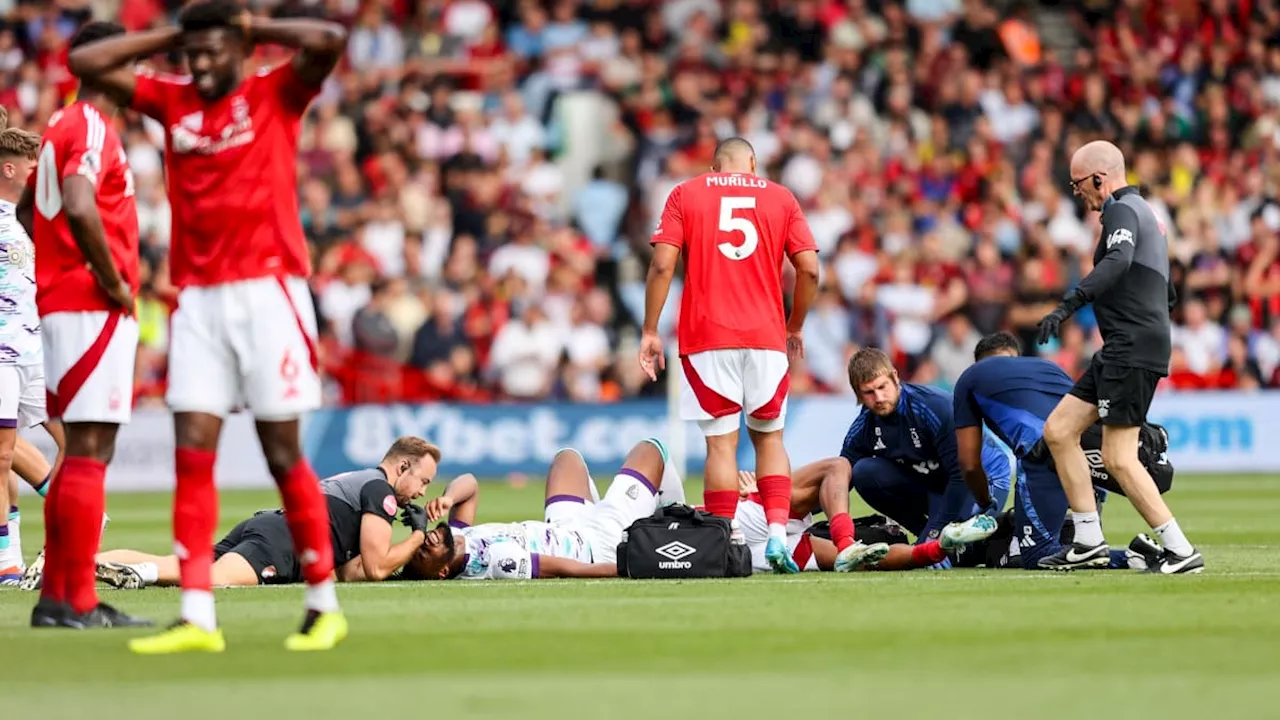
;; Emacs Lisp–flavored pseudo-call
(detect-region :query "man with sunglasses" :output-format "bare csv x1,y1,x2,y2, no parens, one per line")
1034,141,1202,575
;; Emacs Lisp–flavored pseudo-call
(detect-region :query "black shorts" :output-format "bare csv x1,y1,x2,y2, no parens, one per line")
1069,355,1162,427
213,511,301,585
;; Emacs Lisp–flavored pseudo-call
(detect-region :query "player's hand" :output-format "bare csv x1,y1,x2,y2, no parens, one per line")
101,278,134,315
1035,306,1068,345
638,331,665,382
425,495,454,523
737,470,758,498
786,329,805,362
400,503,428,534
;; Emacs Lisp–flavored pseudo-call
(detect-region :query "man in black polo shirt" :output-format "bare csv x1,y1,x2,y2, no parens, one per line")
84,437,441,588
1035,140,1202,574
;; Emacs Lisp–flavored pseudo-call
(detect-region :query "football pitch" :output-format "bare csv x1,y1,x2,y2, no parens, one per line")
2,474,1279,720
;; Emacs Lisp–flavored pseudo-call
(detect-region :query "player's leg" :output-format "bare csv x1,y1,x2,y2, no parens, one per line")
1101,425,1201,573
243,276,342,650
95,550,178,588
680,350,743,521
848,457,931,536
743,348,797,573
130,288,236,649
1042,362,1104,554
38,311,148,629
0,366,22,582
575,438,671,565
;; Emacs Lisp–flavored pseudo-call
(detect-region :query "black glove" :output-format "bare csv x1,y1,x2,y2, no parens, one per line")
400,503,427,533
1036,290,1086,345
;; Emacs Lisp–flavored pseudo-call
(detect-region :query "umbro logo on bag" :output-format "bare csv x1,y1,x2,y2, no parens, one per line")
655,541,697,569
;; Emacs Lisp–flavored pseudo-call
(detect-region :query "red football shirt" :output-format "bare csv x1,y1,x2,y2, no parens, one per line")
651,173,817,355
32,102,140,315
130,60,320,288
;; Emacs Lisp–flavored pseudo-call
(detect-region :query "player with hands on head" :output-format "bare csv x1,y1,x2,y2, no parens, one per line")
640,137,820,574
66,0,353,651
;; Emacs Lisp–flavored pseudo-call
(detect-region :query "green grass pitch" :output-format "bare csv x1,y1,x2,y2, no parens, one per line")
3,474,1279,720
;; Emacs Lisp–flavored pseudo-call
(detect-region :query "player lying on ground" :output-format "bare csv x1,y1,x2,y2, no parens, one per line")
837,347,1015,568
952,332,1175,570
735,470,998,572
401,438,685,580
81,438,440,588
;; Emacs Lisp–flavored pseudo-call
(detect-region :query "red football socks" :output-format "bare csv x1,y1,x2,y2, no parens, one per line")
40,466,65,604
828,512,856,552
58,456,107,614
277,459,334,586
703,489,738,519
911,540,948,568
174,447,218,592
755,475,792,527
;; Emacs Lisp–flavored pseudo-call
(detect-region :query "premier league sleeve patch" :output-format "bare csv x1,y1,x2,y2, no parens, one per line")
383,494,398,517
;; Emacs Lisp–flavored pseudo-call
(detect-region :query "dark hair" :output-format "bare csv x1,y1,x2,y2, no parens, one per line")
70,21,126,51
712,136,755,169
178,0,243,35
974,332,1022,361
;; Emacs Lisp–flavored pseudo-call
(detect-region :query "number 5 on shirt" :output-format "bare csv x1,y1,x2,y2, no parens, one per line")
718,197,758,261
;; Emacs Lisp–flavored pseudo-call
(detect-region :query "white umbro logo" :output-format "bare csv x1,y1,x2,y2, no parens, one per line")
655,541,697,561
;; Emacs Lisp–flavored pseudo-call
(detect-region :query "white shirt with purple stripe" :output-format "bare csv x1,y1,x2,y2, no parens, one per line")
0,200,39,367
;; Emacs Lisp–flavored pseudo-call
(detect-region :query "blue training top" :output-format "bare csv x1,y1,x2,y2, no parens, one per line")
952,356,1075,459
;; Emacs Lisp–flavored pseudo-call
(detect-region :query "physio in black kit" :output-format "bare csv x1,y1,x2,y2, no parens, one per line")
1034,140,1203,575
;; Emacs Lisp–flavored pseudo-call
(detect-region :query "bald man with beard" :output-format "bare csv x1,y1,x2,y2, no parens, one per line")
1034,141,1202,575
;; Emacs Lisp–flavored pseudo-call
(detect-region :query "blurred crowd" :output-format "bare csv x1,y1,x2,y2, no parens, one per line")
4,0,1280,406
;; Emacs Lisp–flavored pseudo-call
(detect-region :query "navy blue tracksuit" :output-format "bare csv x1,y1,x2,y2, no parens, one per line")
840,383,1012,551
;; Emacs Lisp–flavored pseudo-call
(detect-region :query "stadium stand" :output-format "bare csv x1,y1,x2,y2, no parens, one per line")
2,0,1279,406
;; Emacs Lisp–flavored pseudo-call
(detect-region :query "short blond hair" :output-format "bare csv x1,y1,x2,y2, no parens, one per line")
382,436,442,465
0,106,8,132
847,347,896,391
0,128,39,161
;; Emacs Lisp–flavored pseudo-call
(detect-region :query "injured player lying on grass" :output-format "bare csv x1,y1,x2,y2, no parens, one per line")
735,464,999,573
82,437,446,589
400,438,686,580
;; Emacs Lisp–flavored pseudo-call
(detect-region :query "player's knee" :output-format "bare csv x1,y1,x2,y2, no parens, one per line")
1100,445,1141,478
550,448,588,477
174,412,222,452
623,440,664,476
1042,415,1077,449
850,457,890,488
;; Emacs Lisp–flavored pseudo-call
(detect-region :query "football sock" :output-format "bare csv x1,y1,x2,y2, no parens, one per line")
7,505,17,521
911,540,947,568
34,475,49,497
1070,511,1104,546
278,459,336,589
181,590,216,632
703,489,737,519
133,562,160,585
59,456,107,614
1153,517,1193,557
174,448,218,599
656,450,686,506
304,580,340,614
756,475,791,526
828,512,855,552
0,522,9,552
40,466,65,603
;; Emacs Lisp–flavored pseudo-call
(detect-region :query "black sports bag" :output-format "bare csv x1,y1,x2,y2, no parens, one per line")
616,504,752,579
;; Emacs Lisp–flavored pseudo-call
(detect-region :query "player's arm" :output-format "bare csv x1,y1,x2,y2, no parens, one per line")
427,473,479,527
838,414,869,468
818,456,854,520
926,406,970,539
950,372,994,510
246,16,348,87
65,27,183,109
642,187,683,338
785,197,820,344
355,481,425,582
63,175,130,307
534,556,618,579
1059,204,1141,317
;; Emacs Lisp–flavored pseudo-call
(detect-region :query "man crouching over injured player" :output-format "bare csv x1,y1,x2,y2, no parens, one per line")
401,437,685,580
735,462,999,572
80,437,445,588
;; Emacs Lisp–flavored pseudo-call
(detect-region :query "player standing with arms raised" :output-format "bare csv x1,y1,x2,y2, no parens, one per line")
1035,141,1201,573
639,138,820,573
16,21,150,628
67,1,349,651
